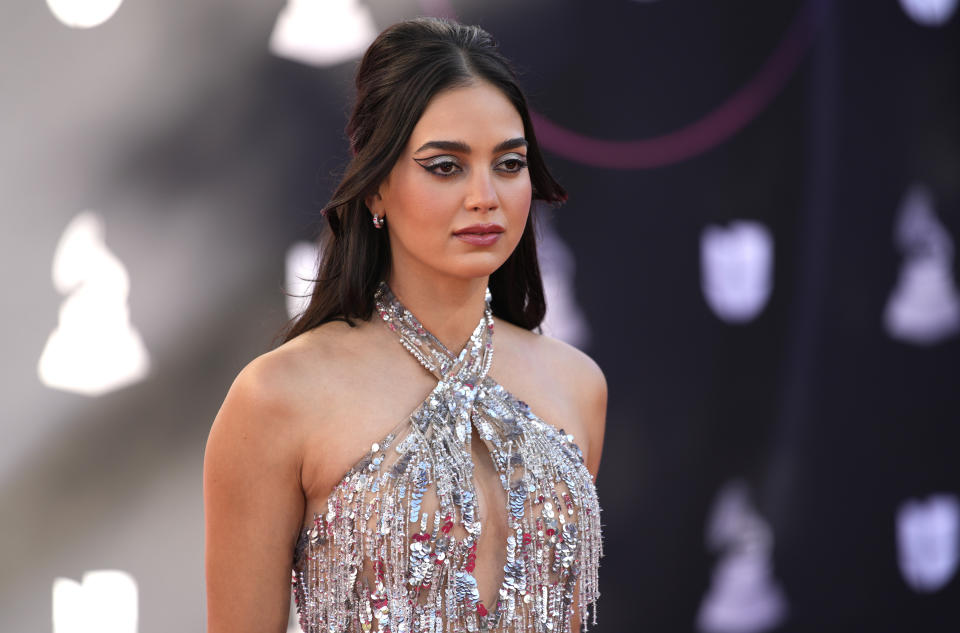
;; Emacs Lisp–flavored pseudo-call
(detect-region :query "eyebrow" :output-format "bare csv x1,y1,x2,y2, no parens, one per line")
413,137,528,154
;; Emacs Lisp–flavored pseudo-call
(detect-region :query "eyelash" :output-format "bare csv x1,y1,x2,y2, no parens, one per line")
415,154,529,178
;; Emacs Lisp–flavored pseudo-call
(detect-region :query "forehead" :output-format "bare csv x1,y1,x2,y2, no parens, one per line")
407,81,525,151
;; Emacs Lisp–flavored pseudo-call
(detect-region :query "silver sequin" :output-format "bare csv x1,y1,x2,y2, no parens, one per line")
291,281,603,632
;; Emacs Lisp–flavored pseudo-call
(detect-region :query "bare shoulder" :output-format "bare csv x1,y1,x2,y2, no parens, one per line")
532,331,608,479
495,318,607,402
243,320,358,399
209,320,365,455
541,333,606,395
493,318,607,477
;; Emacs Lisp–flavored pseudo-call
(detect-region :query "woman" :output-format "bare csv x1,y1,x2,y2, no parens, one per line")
204,17,606,633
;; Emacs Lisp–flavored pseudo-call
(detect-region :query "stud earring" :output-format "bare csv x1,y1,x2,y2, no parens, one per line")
372,214,384,229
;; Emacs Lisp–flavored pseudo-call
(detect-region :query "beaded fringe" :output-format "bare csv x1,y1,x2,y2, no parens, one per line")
292,282,602,632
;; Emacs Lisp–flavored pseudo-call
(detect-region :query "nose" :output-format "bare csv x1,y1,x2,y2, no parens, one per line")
464,168,499,212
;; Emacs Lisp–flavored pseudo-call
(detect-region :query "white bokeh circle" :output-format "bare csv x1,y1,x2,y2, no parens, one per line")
899,0,958,26
46,0,124,29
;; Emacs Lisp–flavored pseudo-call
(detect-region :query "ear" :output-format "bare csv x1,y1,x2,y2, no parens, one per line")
365,190,384,214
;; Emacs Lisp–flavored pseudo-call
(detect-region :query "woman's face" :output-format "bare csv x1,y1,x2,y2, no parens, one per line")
369,80,532,283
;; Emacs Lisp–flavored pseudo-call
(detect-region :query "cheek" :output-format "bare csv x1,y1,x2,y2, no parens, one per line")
394,176,457,230
502,178,533,222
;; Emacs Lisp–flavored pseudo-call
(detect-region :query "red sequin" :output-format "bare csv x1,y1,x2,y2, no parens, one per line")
440,514,454,534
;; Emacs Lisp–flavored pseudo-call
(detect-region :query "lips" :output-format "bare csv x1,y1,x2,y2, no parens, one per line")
453,223,504,247
453,223,505,235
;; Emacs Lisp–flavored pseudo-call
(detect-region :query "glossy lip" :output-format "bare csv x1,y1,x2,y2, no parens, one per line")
453,223,504,247
455,232,502,246
452,223,505,235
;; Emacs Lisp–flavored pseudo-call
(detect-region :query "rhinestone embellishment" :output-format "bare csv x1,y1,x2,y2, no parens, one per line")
291,281,602,632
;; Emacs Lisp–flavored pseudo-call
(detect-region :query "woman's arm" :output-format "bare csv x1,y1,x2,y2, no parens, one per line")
203,358,306,633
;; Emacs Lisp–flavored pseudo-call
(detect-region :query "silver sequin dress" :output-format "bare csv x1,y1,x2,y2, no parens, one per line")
291,281,603,633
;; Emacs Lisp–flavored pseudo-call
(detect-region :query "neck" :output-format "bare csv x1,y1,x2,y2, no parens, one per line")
385,271,490,354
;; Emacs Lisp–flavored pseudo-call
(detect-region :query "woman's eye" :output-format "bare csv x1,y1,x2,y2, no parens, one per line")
415,156,462,176
433,161,459,175
496,155,528,173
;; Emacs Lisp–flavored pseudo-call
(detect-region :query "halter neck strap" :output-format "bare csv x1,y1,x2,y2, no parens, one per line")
373,281,494,383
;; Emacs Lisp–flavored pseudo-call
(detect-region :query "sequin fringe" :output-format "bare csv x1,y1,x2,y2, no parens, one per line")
291,281,602,632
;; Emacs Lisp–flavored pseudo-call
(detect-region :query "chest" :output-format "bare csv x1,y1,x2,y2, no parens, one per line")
299,351,585,511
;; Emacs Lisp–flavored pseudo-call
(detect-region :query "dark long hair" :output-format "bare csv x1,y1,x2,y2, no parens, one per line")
283,17,566,343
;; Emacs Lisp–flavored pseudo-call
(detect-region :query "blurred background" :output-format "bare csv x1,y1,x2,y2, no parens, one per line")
1,0,958,631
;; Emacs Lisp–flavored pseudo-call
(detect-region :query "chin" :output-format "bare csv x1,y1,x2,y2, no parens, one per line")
447,255,510,280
